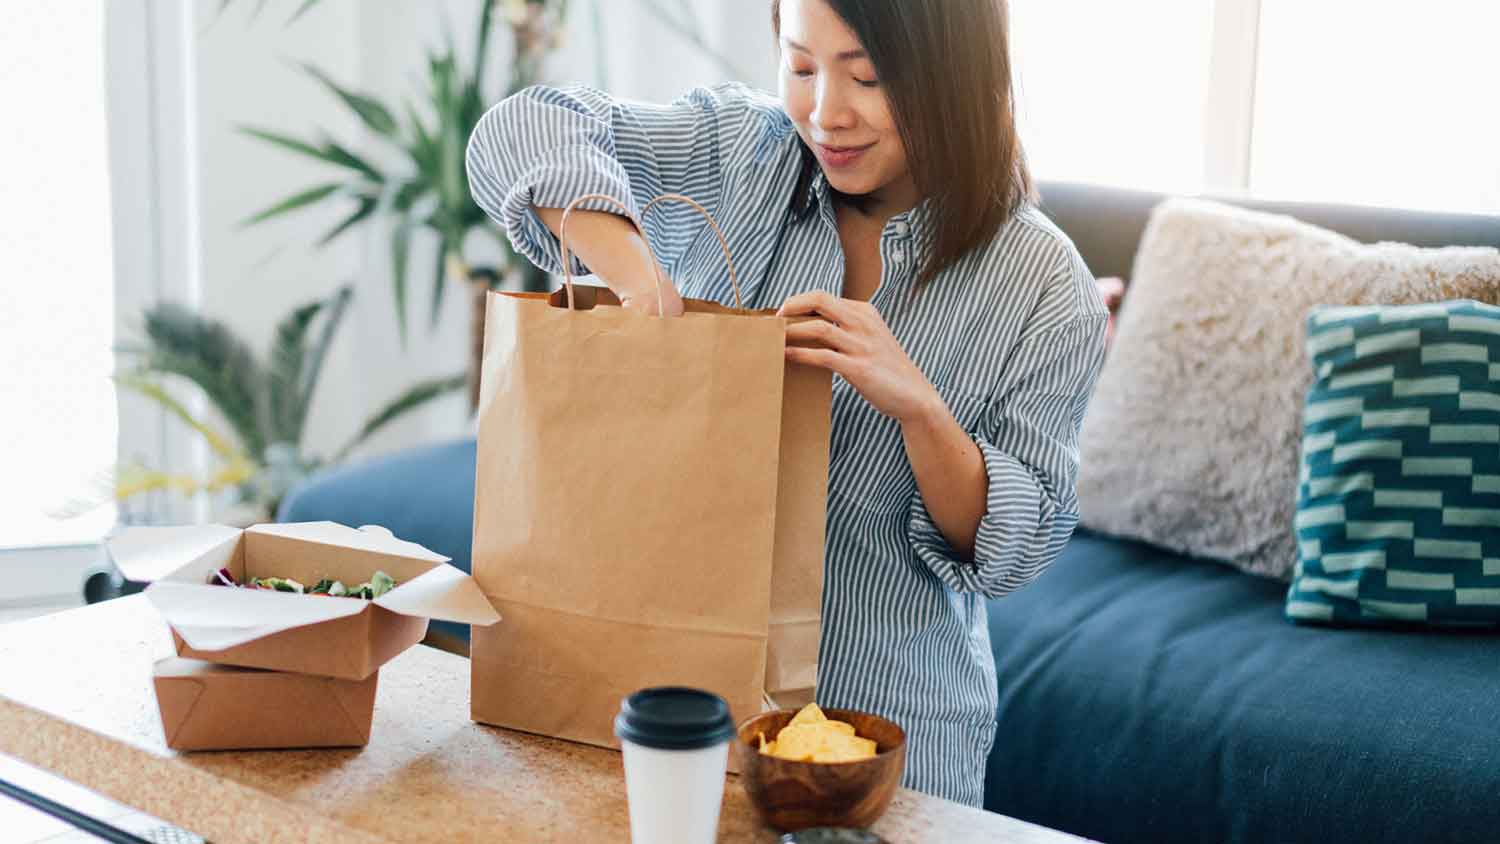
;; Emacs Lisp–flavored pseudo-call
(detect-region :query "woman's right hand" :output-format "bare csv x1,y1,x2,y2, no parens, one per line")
534,204,685,317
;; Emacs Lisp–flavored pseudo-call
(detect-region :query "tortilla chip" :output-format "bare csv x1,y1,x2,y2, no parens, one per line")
788,703,827,727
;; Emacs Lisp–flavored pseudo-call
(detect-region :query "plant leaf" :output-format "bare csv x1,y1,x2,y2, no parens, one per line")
330,373,467,464
113,452,258,502
314,138,385,183
133,303,267,459
114,465,193,500
238,126,383,182
473,0,496,91
301,62,399,138
239,182,343,227
266,300,322,446
390,178,428,214
237,125,323,161
404,100,440,176
266,285,353,448
113,372,253,465
430,235,450,329
317,195,377,246
286,0,323,25
297,285,354,425
391,216,416,345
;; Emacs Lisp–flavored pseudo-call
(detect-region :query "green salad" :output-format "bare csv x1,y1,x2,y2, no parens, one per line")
208,568,397,599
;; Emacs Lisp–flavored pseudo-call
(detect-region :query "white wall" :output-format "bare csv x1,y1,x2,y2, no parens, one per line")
552,2,777,100
129,1,779,495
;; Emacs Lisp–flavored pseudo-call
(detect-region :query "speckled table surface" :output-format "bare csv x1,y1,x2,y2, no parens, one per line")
0,596,1085,843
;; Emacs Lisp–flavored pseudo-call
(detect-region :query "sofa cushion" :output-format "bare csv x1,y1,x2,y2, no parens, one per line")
1077,198,1500,579
1288,300,1500,627
985,529,1500,844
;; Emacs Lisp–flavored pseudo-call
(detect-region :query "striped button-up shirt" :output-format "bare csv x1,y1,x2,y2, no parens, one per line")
466,82,1108,806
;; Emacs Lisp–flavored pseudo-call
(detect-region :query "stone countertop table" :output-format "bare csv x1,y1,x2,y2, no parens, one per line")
0,596,1086,843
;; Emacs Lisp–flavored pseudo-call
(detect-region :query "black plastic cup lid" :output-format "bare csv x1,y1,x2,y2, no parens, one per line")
614,687,736,751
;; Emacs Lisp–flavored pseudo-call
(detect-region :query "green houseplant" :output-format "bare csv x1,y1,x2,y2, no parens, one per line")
236,0,557,412
228,0,742,409
114,286,465,520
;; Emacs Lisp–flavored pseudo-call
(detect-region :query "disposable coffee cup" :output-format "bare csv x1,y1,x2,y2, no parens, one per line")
615,687,736,844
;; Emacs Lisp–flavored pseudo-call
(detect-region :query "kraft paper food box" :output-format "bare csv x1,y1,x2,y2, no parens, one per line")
108,521,500,681
153,656,378,751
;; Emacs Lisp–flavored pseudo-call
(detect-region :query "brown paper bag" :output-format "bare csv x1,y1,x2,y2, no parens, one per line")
470,194,830,752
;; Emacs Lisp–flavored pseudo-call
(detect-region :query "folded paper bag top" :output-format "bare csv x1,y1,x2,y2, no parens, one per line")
108,521,500,679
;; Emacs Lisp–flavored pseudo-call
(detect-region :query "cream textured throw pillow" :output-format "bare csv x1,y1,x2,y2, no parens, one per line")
1077,198,1500,580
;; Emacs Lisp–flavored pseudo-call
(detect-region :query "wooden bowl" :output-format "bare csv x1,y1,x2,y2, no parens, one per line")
735,707,906,832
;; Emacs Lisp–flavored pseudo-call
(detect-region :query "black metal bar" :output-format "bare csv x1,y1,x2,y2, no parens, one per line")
0,775,154,844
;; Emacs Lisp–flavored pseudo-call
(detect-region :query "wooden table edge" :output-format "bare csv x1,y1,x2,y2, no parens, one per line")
0,695,387,844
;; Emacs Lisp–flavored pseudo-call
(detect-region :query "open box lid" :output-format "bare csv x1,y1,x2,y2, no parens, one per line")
107,522,500,651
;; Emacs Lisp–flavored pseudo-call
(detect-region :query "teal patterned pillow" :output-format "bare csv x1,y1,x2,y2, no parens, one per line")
1287,300,1500,627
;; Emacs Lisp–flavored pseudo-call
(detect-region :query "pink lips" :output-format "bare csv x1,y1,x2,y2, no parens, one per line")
816,142,874,168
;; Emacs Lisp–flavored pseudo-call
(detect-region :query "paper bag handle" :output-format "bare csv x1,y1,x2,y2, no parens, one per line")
557,193,744,314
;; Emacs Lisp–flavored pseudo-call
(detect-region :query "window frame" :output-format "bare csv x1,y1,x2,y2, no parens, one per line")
107,0,210,529
1203,0,1263,194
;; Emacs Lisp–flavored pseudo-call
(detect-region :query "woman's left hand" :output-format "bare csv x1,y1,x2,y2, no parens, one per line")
779,291,940,423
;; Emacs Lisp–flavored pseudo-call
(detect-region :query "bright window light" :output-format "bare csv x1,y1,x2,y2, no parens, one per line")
0,2,118,549
1009,0,1216,194
1250,0,1499,214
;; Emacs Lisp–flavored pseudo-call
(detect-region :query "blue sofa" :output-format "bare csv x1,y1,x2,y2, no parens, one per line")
281,182,1500,844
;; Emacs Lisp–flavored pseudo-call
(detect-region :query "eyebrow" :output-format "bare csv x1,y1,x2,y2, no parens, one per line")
782,37,867,62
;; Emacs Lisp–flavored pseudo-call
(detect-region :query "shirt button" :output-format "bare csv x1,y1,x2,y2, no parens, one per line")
893,221,910,237
891,251,906,264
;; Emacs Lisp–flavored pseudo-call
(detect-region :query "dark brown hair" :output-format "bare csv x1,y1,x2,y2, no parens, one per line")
772,0,1035,285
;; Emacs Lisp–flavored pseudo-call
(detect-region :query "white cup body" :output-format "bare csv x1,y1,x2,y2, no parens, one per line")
620,738,729,844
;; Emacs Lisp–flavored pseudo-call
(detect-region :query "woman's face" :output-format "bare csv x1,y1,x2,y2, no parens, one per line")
777,0,913,204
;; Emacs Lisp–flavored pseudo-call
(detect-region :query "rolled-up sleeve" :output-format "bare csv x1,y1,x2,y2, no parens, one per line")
464,82,757,277
909,307,1108,599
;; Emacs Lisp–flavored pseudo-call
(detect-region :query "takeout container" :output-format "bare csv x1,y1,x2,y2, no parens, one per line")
108,521,501,681
734,707,907,832
153,657,378,751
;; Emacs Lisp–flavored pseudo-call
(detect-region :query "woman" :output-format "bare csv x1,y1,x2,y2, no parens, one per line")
466,0,1107,806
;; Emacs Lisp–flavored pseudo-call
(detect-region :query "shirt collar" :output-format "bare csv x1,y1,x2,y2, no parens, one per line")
888,200,935,237
789,146,824,222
